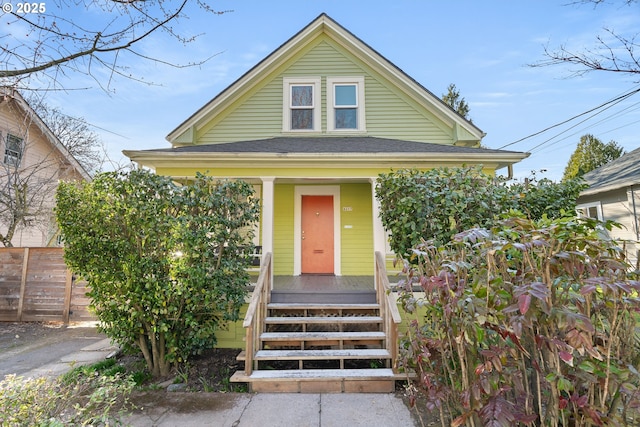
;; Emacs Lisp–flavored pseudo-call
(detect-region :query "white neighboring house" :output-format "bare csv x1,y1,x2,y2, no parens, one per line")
577,146,640,269
0,87,91,247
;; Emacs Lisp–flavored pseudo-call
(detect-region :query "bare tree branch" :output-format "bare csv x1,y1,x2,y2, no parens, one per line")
532,1,640,77
533,29,640,76
0,1,230,90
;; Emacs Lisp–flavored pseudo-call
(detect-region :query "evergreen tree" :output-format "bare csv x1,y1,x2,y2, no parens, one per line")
442,83,471,120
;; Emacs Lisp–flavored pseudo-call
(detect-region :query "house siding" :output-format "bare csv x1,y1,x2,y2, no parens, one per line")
195,36,452,145
0,100,66,247
273,184,295,275
340,183,373,275
579,189,640,267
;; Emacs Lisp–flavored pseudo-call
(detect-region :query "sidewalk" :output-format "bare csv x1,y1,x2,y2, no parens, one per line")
124,391,417,427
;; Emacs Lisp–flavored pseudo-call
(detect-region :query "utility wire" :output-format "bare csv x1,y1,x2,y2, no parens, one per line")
497,86,640,150
526,91,632,152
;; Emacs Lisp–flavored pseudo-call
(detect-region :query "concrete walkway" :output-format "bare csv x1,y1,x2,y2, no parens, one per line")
1,326,418,426
19,337,118,379
124,391,417,427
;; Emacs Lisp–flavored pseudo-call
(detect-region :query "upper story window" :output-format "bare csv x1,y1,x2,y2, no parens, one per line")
327,77,366,132
3,133,24,167
283,77,321,132
577,202,603,221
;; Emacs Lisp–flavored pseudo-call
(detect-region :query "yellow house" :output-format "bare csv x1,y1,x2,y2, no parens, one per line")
124,14,528,392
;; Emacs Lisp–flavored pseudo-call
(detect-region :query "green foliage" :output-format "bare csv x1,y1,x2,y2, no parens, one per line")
0,369,135,426
563,134,625,181
510,169,587,220
55,169,260,377
398,216,640,426
376,167,586,258
376,167,509,255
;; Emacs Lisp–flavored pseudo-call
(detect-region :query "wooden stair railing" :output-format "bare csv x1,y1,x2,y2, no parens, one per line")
374,251,401,373
242,251,272,376
232,252,406,392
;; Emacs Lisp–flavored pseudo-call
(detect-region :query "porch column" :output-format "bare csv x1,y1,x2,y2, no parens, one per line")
261,177,275,287
261,177,275,254
370,177,386,284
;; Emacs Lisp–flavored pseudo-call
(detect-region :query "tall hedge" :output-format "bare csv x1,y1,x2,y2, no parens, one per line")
56,170,260,376
376,166,585,258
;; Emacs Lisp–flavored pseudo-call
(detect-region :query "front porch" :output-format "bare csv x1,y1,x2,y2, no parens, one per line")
271,275,377,304
231,252,408,393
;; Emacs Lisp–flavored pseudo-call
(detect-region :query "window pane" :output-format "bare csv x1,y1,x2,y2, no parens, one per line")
292,109,313,130
335,85,356,106
4,134,23,166
335,108,357,129
291,85,313,107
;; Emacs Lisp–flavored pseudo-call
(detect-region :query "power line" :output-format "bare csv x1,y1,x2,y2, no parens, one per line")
531,101,640,154
497,85,640,150
526,91,633,152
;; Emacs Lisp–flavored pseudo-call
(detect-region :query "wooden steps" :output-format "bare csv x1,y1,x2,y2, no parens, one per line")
260,331,385,347
264,315,382,325
230,368,400,393
231,301,401,393
254,349,390,360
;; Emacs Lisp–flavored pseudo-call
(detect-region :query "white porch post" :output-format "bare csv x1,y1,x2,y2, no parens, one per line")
370,177,386,255
370,177,386,288
261,177,275,287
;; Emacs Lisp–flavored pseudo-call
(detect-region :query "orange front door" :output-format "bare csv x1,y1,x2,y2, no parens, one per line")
301,195,334,274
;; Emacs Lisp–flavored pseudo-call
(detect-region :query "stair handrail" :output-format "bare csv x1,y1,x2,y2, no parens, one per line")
242,251,272,376
374,251,401,373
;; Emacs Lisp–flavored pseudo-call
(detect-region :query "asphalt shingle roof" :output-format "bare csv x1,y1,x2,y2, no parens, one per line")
581,146,640,195
150,137,521,155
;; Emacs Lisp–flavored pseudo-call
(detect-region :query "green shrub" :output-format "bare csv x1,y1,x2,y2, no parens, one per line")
56,170,260,377
376,166,586,257
398,216,640,426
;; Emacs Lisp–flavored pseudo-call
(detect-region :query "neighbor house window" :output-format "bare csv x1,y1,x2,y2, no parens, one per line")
327,77,365,132
577,202,603,221
3,133,24,167
283,77,321,132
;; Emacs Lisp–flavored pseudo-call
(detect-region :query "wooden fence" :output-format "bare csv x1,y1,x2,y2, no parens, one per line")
0,248,95,323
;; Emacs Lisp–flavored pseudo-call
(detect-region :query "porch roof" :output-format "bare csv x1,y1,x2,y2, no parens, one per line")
124,137,529,171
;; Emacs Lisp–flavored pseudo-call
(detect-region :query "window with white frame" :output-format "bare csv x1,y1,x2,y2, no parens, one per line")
327,77,365,132
283,77,321,132
577,202,603,221
3,133,24,167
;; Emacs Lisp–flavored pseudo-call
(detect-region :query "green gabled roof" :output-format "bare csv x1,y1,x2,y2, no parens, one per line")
166,13,484,145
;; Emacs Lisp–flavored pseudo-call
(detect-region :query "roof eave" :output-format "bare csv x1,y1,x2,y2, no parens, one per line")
580,181,640,197
2,87,93,181
123,150,529,171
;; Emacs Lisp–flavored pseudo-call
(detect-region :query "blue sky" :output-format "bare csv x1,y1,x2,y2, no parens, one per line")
19,0,640,180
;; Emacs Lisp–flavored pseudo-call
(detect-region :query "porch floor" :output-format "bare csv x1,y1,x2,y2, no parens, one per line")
271,275,376,304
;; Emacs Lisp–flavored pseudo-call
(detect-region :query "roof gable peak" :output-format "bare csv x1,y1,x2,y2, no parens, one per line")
166,14,484,144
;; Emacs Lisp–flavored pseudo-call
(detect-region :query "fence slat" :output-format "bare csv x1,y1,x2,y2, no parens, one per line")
17,248,29,321
0,248,95,323
62,269,72,323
